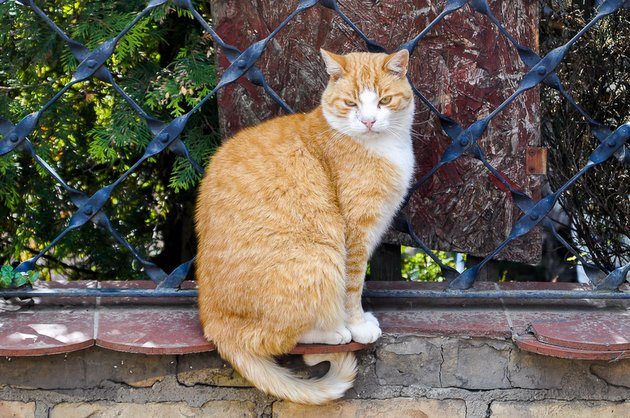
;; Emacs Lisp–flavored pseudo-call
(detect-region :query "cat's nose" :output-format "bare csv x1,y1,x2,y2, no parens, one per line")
361,118,376,130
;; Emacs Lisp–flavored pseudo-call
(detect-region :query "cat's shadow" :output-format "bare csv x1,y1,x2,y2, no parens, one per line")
277,355,330,379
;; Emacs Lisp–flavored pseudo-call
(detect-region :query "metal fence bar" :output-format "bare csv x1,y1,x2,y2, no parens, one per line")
0,0,628,299
0,287,628,300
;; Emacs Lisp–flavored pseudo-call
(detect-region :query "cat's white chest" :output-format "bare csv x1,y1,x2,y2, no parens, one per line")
360,132,415,255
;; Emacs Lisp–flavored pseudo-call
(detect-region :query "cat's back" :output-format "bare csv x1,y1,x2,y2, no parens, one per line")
200,111,317,192
196,109,341,240
213,112,309,166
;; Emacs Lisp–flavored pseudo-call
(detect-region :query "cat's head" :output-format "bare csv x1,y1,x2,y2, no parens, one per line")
320,50,414,139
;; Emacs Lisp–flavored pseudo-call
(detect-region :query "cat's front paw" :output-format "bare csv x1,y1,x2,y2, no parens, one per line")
348,313,382,344
363,312,380,326
299,326,352,345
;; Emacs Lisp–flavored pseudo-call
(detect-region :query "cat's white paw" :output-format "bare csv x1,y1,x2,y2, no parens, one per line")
348,315,382,344
333,327,352,344
363,311,380,326
299,326,352,345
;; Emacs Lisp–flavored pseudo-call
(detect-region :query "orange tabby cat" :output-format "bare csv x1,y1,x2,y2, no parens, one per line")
195,49,414,404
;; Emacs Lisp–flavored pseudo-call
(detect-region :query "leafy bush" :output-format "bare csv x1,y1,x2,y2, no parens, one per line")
401,246,460,282
0,1,219,280
0,265,40,289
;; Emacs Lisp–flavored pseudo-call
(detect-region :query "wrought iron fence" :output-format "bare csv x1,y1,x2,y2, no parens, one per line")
0,0,628,299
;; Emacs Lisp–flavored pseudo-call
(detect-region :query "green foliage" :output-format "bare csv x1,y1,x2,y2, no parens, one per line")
0,1,220,280
0,265,40,289
401,246,461,282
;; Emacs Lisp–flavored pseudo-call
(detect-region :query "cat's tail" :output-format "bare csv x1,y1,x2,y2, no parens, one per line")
221,346,357,405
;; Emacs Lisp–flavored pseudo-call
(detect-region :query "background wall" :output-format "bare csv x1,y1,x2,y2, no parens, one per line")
211,0,543,263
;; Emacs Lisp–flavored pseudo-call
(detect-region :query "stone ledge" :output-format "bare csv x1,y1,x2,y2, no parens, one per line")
515,334,629,361
1,281,627,359
0,305,366,356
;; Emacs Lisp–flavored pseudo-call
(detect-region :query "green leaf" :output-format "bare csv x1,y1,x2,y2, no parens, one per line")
0,265,13,289
12,273,29,288
0,265,40,288
27,271,40,285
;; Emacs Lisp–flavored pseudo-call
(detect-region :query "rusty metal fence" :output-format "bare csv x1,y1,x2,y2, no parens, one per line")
0,0,628,299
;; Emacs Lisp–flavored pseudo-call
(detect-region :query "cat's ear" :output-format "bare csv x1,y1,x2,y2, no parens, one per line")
384,49,409,78
320,49,346,81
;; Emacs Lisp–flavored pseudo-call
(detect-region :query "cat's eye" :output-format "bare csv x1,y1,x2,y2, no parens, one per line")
344,99,357,107
379,96,392,105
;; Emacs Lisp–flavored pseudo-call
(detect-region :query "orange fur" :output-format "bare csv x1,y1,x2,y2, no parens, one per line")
195,50,414,404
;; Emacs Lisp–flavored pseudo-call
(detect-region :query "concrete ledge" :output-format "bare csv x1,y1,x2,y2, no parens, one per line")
1,282,628,416
2,282,627,359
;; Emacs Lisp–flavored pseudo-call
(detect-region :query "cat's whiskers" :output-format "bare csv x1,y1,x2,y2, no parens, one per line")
325,126,354,145
386,120,420,137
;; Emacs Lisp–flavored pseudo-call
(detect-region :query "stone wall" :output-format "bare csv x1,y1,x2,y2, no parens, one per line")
1,334,628,418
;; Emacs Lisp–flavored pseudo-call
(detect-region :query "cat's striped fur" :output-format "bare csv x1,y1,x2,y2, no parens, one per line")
195,49,414,404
